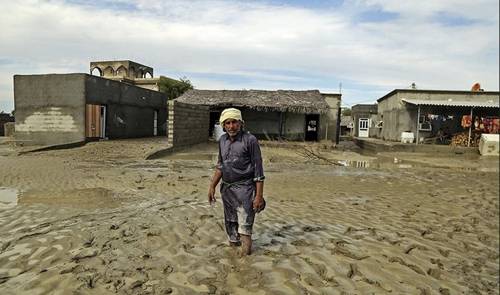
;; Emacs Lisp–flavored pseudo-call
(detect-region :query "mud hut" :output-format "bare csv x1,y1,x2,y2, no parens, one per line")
176,89,341,142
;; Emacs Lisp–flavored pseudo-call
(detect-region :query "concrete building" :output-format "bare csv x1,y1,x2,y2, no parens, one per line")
351,104,378,138
14,73,167,146
90,60,163,91
376,89,500,142
176,89,341,142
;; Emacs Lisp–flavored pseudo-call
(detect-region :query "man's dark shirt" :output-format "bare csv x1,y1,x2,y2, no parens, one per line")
217,131,265,184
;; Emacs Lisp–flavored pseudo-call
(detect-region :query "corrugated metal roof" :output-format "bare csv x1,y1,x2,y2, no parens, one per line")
402,98,499,108
378,89,500,102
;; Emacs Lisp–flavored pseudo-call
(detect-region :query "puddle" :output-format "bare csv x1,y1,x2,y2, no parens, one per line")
159,150,497,172
337,158,498,172
338,160,374,168
0,187,19,206
337,159,409,169
0,187,122,209
163,153,218,161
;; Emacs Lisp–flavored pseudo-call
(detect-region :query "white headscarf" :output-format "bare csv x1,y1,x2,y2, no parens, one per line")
219,108,244,125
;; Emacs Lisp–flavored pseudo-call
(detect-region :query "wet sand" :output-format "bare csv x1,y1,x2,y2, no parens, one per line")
0,138,498,294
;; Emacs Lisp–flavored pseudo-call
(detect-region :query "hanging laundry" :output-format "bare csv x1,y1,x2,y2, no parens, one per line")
482,118,492,133
491,119,499,134
479,117,485,131
461,115,472,128
474,117,480,130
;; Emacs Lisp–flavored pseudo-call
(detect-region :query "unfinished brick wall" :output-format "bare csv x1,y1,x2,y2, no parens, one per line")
168,101,209,148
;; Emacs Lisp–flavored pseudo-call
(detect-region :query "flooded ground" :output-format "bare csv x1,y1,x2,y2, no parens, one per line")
0,139,498,294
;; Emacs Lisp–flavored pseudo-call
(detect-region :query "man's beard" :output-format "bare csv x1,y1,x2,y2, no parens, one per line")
227,129,240,136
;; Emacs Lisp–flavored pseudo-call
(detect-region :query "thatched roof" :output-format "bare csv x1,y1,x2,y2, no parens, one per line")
340,115,353,127
176,89,329,114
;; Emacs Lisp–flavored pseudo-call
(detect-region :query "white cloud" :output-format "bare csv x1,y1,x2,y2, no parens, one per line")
0,0,498,112
360,0,499,21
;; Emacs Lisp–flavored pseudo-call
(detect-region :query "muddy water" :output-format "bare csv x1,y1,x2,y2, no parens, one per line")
339,157,499,172
162,153,218,161
332,150,499,173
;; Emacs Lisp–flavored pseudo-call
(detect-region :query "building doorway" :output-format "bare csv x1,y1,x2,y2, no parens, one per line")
209,111,221,137
358,118,370,138
100,105,106,138
305,114,319,141
86,104,106,139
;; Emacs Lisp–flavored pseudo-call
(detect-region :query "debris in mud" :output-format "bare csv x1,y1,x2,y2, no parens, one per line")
71,248,99,261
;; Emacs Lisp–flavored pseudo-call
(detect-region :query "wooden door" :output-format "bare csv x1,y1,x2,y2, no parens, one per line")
86,104,101,138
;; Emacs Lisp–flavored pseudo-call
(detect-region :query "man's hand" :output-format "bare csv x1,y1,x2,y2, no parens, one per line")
208,169,222,205
208,186,217,204
253,195,265,212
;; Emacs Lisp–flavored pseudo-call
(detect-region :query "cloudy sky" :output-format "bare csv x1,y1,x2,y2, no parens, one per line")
1,0,498,112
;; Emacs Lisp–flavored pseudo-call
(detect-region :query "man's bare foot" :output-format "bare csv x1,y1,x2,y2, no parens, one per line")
240,235,252,256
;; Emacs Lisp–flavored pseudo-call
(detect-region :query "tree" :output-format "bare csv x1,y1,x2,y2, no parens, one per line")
341,108,351,116
158,76,194,100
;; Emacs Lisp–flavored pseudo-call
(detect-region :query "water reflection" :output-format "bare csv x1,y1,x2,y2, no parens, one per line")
336,158,497,172
0,187,19,206
163,153,218,161
338,160,372,168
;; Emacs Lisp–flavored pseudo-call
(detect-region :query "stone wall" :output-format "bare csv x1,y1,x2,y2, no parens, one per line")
168,101,209,148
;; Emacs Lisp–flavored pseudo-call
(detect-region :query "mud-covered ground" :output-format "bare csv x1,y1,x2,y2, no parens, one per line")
0,138,498,295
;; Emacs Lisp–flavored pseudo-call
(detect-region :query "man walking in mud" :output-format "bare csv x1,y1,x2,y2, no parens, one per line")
208,108,266,256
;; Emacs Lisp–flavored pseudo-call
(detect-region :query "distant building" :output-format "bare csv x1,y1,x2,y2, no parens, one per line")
351,104,378,138
339,115,353,137
90,60,176,92
176,89,341,142
376,89,499,143
0,112,15,136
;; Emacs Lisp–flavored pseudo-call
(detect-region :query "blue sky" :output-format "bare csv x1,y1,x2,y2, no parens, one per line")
0,0,498,113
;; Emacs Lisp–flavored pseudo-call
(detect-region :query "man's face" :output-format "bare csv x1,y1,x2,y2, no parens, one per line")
224,119,241,137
